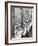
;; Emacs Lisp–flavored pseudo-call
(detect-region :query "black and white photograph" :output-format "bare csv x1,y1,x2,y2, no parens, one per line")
5,1,37,44
10,7,32,39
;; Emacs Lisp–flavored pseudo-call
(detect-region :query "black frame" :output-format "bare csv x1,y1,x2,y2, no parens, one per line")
5,1,37,45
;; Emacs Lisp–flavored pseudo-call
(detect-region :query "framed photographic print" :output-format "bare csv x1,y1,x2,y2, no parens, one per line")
5,1,37,45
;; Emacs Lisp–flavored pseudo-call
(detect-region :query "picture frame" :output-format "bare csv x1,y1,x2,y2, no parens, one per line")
5,1,37,45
